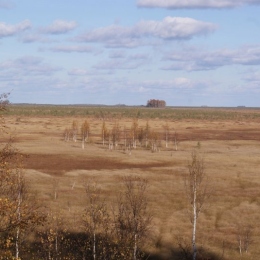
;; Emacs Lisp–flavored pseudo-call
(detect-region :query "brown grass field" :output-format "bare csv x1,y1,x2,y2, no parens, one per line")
2,106,260,259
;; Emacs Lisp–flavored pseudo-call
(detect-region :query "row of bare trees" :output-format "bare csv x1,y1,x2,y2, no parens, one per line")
64,119,180,152
82,177,151,260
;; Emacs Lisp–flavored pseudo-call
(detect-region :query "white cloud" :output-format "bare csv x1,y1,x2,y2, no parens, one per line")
40,20,77,35
137,0,260,9
162,45,260,71
0,0,13,9
93,52,150,71
0,20,31,38
68,69,90,76
78,16,216,47
0,56,61,76
93,59,144,70
243,70,260,82
19,33,56,43
140,78,194,89
49,45,94,53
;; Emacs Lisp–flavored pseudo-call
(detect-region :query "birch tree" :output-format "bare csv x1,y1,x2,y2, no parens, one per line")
38,211,65,259
236,223,252,257
173,131,179,151
101,121,108,146
0,143,45,258
185,151,209,260
144,121,150,148
114,176,152,260
72,120,78,142
83,182,110,260
81,120,90,149
63,128,71,142
163,123,170,148
137,127,144,147
0,94,44,258
111,121,121,149
131,118,138,149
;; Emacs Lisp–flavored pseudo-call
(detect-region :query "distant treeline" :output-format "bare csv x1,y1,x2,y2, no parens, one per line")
4,104,260,120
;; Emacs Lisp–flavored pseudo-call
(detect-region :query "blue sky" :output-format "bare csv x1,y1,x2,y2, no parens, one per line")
1,0,260,106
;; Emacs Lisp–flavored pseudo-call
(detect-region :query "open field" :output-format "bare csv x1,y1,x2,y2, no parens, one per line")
2,105,260,259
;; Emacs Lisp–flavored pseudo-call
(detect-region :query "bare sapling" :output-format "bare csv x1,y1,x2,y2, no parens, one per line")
38,210,65,259
137,127,144,147
81,120,90,149
101,121,108,146
111,121,121,150
184,150,209,260
52,177,59,200
236,223,253,257
163,122,170,148
174,131,179,151
83,182,110,260
150,130,158,152
72,120,79,142
63,128,71,142
131,118,138,149
114,176,152,260
144,121,150,148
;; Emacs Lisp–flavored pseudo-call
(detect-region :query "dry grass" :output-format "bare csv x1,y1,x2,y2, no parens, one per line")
3,112,260,259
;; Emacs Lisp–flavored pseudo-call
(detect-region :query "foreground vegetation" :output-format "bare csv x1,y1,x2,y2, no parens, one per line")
1,102,260,259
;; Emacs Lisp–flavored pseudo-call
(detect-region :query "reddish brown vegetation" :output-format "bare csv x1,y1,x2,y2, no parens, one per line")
24,154,171,175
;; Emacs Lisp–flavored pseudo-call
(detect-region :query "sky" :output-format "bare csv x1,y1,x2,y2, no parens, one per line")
1,0,260,107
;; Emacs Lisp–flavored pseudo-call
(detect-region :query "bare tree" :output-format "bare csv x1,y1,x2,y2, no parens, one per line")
101,121,109,146
63,127,71,142
150,130,159,152
236,223,253,257
81,120,90,149
72,120,79,142
114,176,152,260
52,177,59,200
38,210,65,260
163,122,170,148
83,182,110,260
137,127,145,147
131,118,138,149
111,121,121,150
144,121,150,148
173,131,179,151
184,150,209,260
0,142,45,258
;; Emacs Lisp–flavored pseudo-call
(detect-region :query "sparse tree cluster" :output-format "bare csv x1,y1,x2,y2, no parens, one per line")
64,118,181,154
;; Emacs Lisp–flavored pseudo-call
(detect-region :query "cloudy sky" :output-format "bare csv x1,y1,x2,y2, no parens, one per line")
1,0,260,106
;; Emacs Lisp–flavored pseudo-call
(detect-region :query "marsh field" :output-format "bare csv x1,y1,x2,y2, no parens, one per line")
3,105,260,259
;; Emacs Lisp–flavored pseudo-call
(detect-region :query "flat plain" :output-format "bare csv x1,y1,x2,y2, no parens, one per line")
3,105,260,259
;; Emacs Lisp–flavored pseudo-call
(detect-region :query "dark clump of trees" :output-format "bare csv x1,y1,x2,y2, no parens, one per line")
146,99,166,108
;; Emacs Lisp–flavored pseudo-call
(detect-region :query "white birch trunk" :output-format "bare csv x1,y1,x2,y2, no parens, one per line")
192,181,197,260
15,226,20,259
174,132,178,151
93,232,96,260
82,138,85,149
133,233,137,260
15,174,22,260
